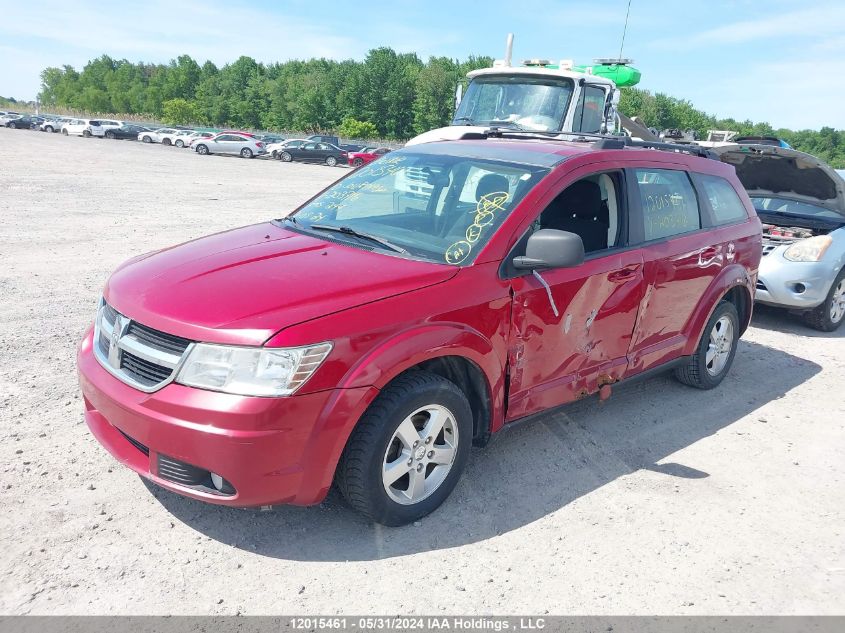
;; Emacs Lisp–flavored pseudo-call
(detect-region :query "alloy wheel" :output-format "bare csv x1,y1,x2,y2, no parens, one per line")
705,315,734,376
382,404,458,505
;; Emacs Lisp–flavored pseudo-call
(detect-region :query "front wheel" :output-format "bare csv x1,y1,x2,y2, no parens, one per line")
674,301,739,389
162,138,171,146
352,157,364,167
142,135,152,143
105,131,115,139
803,268,845,331
175,139,184,148
280,151,292,162
336,371,472,526
45,126,54,133
240,147,253,158
325,156,337,167
82,130,91,138
195,144,209,155
8,122,16,129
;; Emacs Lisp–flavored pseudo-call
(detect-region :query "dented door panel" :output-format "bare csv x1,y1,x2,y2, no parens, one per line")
505,250,645,421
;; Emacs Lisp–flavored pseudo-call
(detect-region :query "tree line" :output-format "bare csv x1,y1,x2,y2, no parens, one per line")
32,51,845,166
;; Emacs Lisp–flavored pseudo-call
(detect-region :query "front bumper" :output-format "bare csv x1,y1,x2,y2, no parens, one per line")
77,326,378,507
755,248,839,310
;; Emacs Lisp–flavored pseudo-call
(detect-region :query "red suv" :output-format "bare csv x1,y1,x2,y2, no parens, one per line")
77,137,762,525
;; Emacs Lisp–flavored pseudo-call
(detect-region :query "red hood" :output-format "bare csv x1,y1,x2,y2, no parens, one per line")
105,223,457,345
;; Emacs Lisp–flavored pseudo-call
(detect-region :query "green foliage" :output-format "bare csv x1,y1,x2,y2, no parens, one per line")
36,50,491,140
162,98,200,125
619,87,845,168
338,117,379,139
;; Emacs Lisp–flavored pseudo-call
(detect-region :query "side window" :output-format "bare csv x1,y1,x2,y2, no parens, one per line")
304,143,318,150
537,172,623,254
635,169,701,240
698,174,748,225
572,86,606,133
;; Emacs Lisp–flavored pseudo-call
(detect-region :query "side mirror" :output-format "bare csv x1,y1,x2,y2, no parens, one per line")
513,229,585,270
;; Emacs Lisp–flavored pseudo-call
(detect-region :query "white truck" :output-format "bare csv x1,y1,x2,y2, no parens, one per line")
406,34,643,147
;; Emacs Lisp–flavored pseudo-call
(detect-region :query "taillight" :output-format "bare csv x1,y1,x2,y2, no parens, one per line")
256,142,264,148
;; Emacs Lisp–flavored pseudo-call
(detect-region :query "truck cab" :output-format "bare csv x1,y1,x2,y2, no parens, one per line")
407,37,640,146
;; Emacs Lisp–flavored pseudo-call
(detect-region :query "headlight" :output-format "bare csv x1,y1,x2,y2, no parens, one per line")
783,235,832,262
176,342,332,397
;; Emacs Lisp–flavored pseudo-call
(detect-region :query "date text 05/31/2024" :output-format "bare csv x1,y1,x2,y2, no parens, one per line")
288,617,547,630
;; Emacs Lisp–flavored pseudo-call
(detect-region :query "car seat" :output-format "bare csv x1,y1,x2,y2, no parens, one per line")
541,180,609,252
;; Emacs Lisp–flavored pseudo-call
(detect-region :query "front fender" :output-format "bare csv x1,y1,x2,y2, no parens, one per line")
681,263,754,356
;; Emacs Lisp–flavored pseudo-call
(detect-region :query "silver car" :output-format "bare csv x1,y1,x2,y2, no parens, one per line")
192,133,267,158
715,144,845,331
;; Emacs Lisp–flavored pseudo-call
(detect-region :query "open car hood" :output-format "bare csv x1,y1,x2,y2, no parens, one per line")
713,144,845,216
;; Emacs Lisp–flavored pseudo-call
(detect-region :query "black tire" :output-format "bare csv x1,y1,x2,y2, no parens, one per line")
674,301,740,389
271,150,278,159
326,156,337,167
240,147,253,159
336,371,472,526
352,157,364,167
280,151,292,162
8,122,16,129
82,130,91,138
105,131,115,139
62,129,68,136
802,268,845,332
196,144,209,155
142,135,152,143
45,126,54,133
162,138,171,146
175,139,184,148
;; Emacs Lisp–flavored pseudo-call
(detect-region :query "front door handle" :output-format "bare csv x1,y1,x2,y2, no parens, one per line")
607,268,638,283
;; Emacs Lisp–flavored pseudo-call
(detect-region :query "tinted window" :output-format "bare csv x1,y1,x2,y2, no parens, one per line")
635,169,701,240
699,174,748,225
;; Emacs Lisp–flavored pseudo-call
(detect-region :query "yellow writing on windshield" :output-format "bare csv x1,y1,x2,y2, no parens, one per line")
444,191,509,265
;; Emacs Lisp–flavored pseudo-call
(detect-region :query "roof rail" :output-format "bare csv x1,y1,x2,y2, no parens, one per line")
592,136,718,159
460,127,719,160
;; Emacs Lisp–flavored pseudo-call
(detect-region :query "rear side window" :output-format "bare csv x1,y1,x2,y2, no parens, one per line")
635,169,701,240
698,174,748,225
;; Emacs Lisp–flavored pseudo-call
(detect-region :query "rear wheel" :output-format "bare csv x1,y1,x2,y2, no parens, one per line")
82,130,91,138
803,268,845,331
45,125,54,133
352,157,364,167
336,371,472,526
175,139,184,148
162,138,171,146
8,122,16,129
195,144,209,155
325,156,338,167
674,301,739,389
240,147,253,159
105,131,115,139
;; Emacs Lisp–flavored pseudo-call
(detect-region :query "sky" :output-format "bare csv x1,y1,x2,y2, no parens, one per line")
0,0,843,130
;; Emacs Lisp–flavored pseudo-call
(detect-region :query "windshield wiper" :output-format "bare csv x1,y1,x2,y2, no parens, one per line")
452,116,477,125
309,224,408,254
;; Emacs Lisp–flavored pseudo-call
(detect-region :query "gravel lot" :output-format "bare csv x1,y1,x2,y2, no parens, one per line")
1,127,843,616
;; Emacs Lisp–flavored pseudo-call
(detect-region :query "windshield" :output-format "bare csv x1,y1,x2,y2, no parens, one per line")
287,151,549,265
453,75,574,132
752,197,843,220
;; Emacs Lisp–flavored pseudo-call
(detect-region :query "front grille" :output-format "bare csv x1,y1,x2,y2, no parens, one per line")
93,300,193,392
121,351,171,385
756,280,767,291
126,322,190,355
